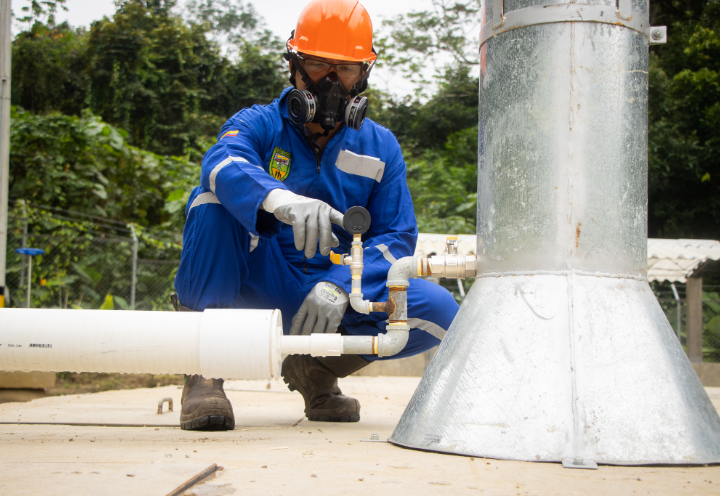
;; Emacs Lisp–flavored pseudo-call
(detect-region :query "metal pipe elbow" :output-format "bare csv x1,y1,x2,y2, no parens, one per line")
350,293,370,314
387,256,420,288
378,326,410,357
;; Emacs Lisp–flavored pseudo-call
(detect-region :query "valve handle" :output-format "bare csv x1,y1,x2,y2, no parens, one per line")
343,206,371,235
329,251,345,265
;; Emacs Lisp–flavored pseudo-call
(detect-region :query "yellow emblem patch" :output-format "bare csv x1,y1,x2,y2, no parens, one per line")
270,147,292,181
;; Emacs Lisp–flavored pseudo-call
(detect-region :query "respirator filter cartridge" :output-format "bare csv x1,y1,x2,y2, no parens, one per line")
345,96,369,131
287,89,318,125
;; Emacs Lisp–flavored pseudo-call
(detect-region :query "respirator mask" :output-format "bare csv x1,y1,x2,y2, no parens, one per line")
284,48,375,133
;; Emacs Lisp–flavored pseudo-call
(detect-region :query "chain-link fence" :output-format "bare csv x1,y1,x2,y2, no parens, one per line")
134,259,180,311
655,285,720,363
4,203,180,311
7,202,720,363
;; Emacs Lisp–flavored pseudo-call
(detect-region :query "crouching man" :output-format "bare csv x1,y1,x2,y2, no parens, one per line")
174,0,459,430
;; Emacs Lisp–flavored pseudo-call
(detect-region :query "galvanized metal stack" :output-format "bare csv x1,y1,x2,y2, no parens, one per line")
390,0,720,466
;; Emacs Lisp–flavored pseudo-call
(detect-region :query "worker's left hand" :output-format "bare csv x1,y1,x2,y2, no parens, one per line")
290,281,349,335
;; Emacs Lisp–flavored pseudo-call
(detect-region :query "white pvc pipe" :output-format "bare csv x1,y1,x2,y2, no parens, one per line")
281,334,342,356
0,308,383,379
0,308,285,380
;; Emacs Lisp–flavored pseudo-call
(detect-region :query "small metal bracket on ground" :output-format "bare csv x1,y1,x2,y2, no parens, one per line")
157,397,174,415
562,458,598,470
360,433,387,442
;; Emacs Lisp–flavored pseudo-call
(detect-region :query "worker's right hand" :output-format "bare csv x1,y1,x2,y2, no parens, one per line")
262,189,344,259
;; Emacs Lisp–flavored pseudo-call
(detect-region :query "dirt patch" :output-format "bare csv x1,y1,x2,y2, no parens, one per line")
48,373,184,396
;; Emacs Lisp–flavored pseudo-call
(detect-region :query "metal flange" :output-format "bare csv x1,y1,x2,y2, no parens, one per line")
480,2,667,47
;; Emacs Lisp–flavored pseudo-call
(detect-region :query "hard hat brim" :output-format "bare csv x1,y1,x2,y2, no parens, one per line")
287,40,377,64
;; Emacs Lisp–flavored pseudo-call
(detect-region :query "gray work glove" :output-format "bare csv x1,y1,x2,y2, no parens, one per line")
262,189,344,259
290,281,350,335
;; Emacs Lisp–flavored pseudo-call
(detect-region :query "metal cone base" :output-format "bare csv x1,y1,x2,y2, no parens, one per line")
390,274,720,464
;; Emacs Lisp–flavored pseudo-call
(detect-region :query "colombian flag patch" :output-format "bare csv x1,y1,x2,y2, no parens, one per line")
220,130,239,140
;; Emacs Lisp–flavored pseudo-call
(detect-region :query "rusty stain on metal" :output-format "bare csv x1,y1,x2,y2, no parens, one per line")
575,223,582,248
384,297,397,318
386,287,406,321
370,302,387,313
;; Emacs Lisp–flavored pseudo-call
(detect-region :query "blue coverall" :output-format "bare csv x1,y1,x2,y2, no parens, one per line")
175,87,459,361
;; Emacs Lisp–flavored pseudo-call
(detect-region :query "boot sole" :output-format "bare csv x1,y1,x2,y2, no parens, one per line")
181,415,235,431
307,414,360,422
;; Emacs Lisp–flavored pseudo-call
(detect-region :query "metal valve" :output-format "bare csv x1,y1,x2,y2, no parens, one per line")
428,236,477,279
446,236,458,255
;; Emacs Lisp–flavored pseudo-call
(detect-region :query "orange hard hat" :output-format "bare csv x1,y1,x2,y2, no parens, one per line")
287,0,377,63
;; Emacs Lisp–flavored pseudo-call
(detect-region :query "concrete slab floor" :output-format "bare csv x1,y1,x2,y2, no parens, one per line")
0,377,718,496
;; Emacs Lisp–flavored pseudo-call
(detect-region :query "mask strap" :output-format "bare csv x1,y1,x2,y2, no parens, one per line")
284,43,315,90
350,46,379,97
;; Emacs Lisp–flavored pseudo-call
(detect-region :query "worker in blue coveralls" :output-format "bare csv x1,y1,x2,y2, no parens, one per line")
173,0,460,431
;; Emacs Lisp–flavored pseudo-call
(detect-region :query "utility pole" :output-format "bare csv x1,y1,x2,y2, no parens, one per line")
0,0,10,308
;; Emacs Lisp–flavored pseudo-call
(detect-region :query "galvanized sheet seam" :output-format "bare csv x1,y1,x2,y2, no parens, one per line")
474,270,648,282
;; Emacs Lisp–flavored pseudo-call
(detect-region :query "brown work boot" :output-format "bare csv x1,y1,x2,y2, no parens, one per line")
282,354,370,422
180,375,235,431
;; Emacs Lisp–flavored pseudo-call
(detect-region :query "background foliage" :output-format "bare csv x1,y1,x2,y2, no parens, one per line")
7,0,720,284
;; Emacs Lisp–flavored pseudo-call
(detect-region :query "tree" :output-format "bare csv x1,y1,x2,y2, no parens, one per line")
16,0,67,27
406,126,478,234
376,0,480,96
8,106,195,226
10,0,286,158
364,65,479,234
183,0,283,56
85,1,229,156
648,0,720,238
374,0,720,241
11,22,89,115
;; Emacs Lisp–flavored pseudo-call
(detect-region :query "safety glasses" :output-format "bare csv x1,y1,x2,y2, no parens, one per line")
298,55,363,80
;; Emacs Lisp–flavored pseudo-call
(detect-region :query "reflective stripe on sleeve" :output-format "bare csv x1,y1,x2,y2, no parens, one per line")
250,234,259,253
374,244,397,264
407,318,447,340
209,156,250,193
189,192,221,212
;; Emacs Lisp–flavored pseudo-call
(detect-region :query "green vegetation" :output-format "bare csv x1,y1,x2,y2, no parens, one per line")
6,0,720,303
11,0,719,237
648,0,720,238
373,0,720,238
